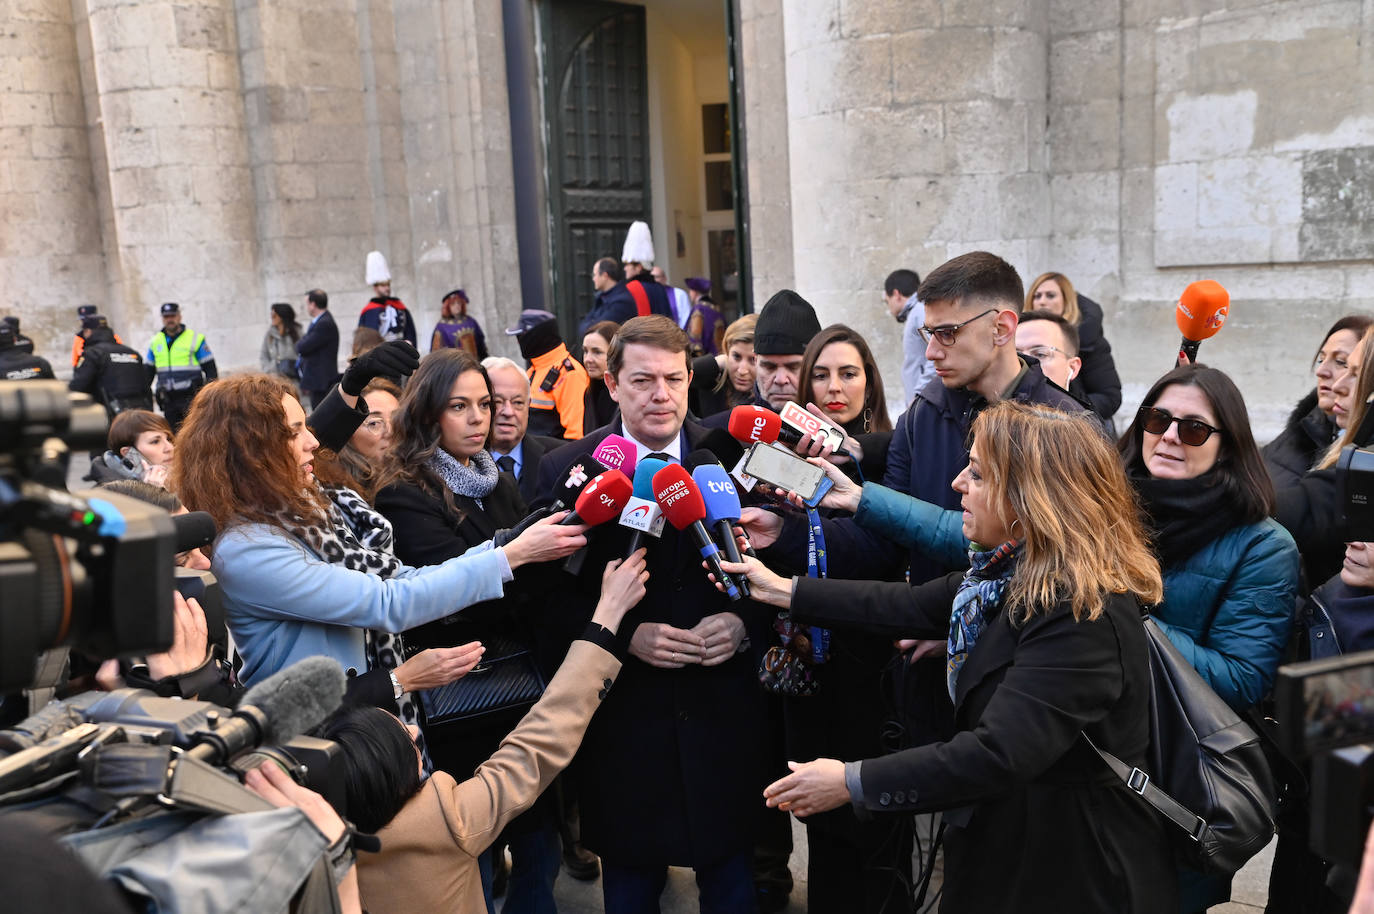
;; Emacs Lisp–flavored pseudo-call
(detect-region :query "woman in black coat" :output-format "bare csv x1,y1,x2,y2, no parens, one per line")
374,348,576,914
1263,314,1372,486
722,401,1176,912
1027,272,1122,423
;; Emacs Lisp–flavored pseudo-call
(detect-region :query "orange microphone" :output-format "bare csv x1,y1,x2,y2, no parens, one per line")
1175,280,1230,366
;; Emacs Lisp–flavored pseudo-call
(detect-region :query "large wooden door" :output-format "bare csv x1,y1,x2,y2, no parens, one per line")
543,1,650,333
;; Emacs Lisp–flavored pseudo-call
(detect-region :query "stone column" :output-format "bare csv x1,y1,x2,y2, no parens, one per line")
1,0,106,358
390,0,520,350
780,0,1050,405
737,0,796,307
75,0,260,368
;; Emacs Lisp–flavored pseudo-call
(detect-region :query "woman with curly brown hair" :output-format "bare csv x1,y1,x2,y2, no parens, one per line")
171,374,588,688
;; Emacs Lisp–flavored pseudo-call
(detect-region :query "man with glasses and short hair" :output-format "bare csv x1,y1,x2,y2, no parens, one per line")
483,355,560,504
1016,309,1083,392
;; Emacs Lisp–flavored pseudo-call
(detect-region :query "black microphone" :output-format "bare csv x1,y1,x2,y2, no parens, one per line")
696,428,745,470
172,511,216,552
550,455,610,512
186,656,345,764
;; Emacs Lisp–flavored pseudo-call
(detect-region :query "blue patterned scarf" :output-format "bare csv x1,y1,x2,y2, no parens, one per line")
946,539,1022,701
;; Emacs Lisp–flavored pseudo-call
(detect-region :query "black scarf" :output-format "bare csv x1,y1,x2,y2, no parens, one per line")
1129,468,1243,569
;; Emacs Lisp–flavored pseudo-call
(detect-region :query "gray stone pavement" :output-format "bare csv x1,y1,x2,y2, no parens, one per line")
505,819,1277,912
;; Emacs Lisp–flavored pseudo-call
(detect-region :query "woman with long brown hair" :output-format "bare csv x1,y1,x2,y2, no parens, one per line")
723,401,1175,912
172,374,587,689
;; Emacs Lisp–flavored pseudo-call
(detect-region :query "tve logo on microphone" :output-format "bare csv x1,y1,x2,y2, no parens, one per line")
705,478,736,495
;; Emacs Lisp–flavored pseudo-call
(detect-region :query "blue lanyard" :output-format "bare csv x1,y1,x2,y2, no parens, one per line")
804,508,831,664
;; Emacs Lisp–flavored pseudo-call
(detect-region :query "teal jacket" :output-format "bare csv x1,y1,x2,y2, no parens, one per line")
854,484,1300,711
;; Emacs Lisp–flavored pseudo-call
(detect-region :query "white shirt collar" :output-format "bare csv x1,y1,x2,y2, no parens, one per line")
620,427,683,463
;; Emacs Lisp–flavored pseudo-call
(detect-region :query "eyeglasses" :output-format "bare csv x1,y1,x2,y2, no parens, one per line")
918,309,997,346
1137,407,1222,446
1018,345,1067,362
361,417,390,434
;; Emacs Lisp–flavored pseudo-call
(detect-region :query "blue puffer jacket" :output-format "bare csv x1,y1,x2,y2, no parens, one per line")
1152,518,1299,710
854,486,1300,711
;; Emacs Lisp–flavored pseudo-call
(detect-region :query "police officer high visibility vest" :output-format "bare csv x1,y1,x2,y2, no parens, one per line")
150,329,207,393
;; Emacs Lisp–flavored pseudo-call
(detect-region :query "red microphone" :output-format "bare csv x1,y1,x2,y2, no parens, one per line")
727,405,851,458
652,464,742,601
1175,280,1230,366
560,470,632,526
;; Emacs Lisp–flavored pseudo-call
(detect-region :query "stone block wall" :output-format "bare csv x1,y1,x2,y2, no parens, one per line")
739,0,1374,438
6,0,520,377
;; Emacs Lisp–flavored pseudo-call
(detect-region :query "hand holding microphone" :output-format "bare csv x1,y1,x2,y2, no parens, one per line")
727,405,853,460
1175,279,1230,366
502,512,588,568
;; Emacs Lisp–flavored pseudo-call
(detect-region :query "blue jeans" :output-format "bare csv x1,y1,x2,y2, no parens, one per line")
601,851,756,914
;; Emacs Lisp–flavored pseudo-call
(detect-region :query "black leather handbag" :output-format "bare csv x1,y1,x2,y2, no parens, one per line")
415,631,546,727
1085,616,1277,875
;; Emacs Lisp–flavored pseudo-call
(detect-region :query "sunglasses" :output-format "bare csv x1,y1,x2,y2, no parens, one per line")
1137,406,1222,446
919,309,997,346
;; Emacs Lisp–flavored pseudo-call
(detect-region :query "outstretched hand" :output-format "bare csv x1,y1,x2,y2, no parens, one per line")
503,512,588,568
763,758,850,817
711,555,792,609
592,550,650,631
395,642,485,691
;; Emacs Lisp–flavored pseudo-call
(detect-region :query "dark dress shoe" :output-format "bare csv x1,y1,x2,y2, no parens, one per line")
562,843,601,881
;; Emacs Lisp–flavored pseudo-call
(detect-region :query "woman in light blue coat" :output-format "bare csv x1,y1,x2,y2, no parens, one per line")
172,374,588,688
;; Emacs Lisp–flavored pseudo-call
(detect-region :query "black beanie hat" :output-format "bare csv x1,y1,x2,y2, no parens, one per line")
753,289,821,356
517,317,563,361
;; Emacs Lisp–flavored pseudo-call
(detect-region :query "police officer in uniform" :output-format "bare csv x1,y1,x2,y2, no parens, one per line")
145,302,217,431
0,322,54,380
70,316,153,416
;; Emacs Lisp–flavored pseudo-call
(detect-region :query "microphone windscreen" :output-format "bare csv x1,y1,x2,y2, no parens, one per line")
693,465,742,525
574,470,633,525
552,455,610,506
697,428,745,469
172,510,217,552
592,434,638,477
652,463,707,530
238,656,346,745
1175,280,1230,342
631,457,669,500
684,448,720,471
728,405,781,446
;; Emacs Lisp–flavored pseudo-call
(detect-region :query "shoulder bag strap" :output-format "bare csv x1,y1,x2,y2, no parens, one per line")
1081,732,1208,843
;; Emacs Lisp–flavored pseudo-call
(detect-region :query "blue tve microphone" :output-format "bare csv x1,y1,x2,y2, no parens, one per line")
621,457,670,557
692,462,750,597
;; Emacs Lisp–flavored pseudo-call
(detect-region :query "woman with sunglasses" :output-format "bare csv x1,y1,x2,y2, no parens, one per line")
1120,364,1299,913
1263,315,1374,487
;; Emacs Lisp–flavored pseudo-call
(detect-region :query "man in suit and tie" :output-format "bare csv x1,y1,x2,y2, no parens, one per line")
483,356,560,505
534,315,767,913
297,288,339,409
